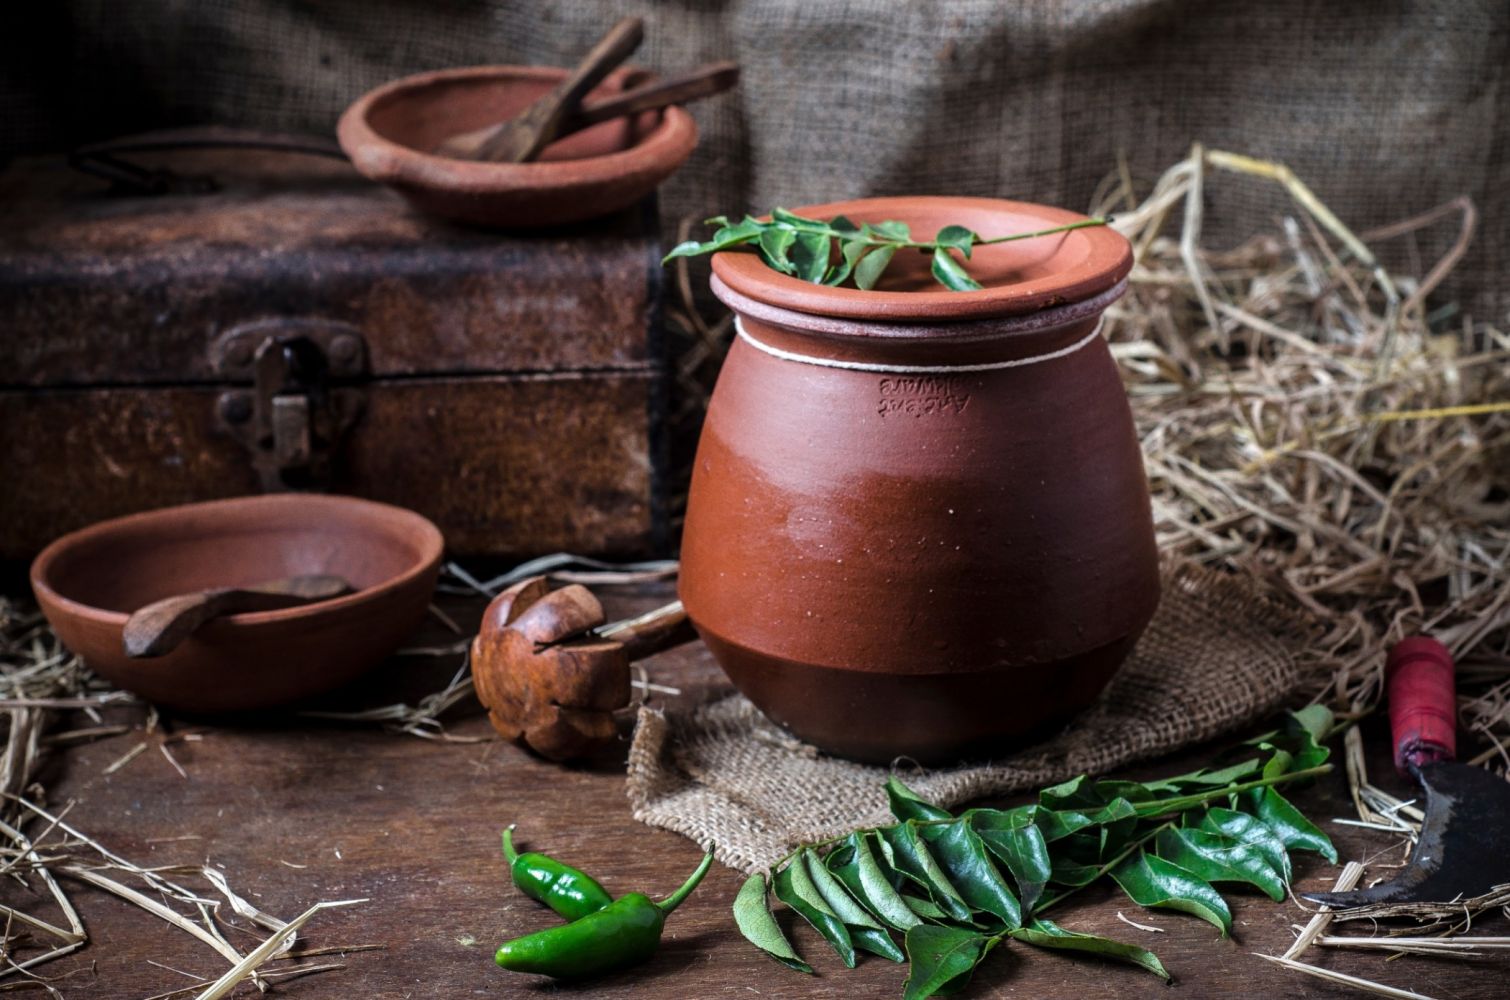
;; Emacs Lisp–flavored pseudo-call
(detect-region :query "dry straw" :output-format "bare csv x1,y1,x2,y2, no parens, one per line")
0,600,371,996
1091,144,1507,996
1092,145,1506,722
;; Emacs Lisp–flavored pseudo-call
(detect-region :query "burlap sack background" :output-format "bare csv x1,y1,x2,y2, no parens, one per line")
4,1,1506,325
626,562,1323,874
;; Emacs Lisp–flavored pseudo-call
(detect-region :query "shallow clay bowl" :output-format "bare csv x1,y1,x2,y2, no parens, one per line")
30,495,443,713
337,65,697,228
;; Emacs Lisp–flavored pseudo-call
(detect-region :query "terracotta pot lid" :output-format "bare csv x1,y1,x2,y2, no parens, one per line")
710,196,1132,322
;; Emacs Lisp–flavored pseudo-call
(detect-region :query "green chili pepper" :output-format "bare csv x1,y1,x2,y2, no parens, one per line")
495,849,714,979
502,825,613,922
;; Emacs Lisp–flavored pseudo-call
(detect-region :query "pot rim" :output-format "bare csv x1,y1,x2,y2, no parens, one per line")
714,273,1127,343
709,195,1132,323
29,493,444,631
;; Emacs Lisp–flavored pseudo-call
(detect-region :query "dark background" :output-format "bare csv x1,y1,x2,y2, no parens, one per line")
5,0,1507,325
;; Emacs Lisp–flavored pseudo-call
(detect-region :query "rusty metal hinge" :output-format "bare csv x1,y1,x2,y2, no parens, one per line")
213,319,366,491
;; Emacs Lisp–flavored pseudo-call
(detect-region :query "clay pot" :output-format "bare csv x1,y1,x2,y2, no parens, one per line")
337,65,696,228
31,494,443,712
679,196,1158,764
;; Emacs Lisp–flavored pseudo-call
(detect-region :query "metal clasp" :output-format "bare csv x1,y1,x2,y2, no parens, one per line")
213,320,366,491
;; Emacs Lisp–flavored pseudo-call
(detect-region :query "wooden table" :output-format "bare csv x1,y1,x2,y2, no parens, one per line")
14,582,1502,998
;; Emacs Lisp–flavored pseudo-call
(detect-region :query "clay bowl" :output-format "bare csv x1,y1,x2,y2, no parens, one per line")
337,65,697,228
30,495,443,713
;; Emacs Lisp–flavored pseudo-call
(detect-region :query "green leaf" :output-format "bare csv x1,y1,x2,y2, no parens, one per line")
880,824,973,922
771,207,825,228
1085,797,1141,835
1035,784,1141,858
1262,747,1296,781
988,803,1095,844
1154,827,1285,901
758,227,797,275
1037,810,1094,842
774,860,856,968
851,925,906,963
1092,781,1157,806
934,224,978,259
1110,852,1232,935
789,231,832,284
810,844,904,961
733,872,813,974
829,832,922,931
1039,775,1100,810
1291,704,1334,745
854,244,897,291
1281,707,1334,773
903,893,950,922
1048,855,1104,888
931,247,984,291
1200,807,1292,881
804,849,882,930
919,819,1021,928
886,777,953,823
1247,786,1338,862
1244,706,1333,775
1008,918,1170,980
871,219,912,242
1142,759,1262,794
661,215,764,262
662,239,711,261
902,924,993,1000
970,812,1052,915
825,238,869,286
829,214,860,235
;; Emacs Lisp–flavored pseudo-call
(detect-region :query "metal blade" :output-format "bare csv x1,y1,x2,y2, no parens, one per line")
1303,762,1510,909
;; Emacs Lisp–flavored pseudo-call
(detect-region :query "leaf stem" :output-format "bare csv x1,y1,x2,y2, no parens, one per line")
769,831,853,874
1132,764,1332,818
1032,822,1175,916
767,217,1106,253
971,218,1109,247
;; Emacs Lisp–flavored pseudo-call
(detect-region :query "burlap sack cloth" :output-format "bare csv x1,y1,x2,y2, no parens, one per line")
626,561,1321,874
12,2,1505,322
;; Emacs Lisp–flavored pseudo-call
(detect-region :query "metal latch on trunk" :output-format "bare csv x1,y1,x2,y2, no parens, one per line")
212,319,366,491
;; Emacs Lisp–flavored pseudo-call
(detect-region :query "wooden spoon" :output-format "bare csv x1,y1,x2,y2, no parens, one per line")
437,61,740,162
123,574,353,659
458,17,645,164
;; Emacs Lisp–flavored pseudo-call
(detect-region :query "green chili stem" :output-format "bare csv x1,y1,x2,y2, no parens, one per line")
656,850,715,914
501,825,518,866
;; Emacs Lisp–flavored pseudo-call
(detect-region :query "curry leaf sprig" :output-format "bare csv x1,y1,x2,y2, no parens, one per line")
734,707,1338,999
662,208,1108,292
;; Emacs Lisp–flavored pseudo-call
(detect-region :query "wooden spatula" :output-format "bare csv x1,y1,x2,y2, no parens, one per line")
457,17,645,164
123,574,353,658
437,60,740,162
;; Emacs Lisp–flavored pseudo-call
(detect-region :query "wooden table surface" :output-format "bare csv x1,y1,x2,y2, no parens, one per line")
14,582,1503,999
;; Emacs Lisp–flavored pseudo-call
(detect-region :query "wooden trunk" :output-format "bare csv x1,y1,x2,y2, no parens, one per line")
0,144,666,560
